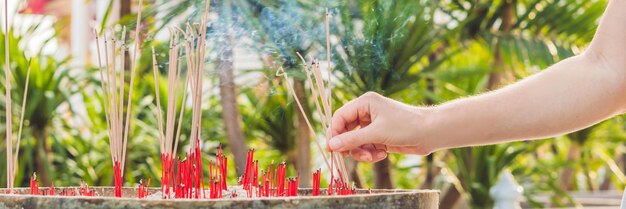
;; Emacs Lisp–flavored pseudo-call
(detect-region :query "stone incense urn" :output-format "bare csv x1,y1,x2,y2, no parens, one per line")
0,187,438,209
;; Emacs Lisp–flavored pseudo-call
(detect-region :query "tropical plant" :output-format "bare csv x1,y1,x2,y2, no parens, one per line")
431,0,609,208
0,28,84,186
329,0,453,189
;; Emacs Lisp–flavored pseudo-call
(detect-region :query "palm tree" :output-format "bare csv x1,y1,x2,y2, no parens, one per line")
434,0,608,208
331,0,452,189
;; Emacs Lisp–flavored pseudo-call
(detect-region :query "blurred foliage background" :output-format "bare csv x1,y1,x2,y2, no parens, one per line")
0,0,622,208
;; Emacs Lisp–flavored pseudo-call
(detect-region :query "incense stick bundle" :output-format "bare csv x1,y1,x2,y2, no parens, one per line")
151,0,211,199
152,29,189,197
277,9,350,194
93,0,143,197
4,0,32,192
181,0,211,151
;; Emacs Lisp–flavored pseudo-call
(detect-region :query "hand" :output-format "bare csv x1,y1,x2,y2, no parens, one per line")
328,92,433,163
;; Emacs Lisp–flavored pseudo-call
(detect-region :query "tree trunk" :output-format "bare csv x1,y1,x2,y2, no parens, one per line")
293,79,311,187
439,184,462,209
421,154,435,189
487,1,515,91
33,127,51,186
559,142,580,191
420,75,436,189
218,0,247,177
119,0,133,70
601,155,624,190
218,45,248,177
344,158,365,188
374,158,393,189
119,0,131,18
599,175,612,190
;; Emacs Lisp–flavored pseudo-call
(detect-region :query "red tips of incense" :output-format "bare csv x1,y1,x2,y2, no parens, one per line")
217,145,228,192
113,161,122,197
161,153,173,198
240,149,259,197
312,169,321,196
169,145,205,199
138,178,150,199
21,147,359,199
236,149,303,198
29,173,39,195
286,177,299,196
50,181,55,196
79,181,96,197
240,149,253,189
29,177,57,196
276,162,286,197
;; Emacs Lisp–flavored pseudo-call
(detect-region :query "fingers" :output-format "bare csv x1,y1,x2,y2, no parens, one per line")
349,148,373,161
328,125,382,152
331,92,378,136
348,144,388,162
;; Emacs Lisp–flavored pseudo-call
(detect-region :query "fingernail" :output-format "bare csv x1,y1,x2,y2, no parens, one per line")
328,137,342,150
376,151,387,159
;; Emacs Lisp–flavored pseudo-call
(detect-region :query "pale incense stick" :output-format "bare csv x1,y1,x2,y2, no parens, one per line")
276,68,331,171
12,62,31,180
282,9,350,186
4,1,33,188
4,0,14,190
94,0,143,180
152,28,190,159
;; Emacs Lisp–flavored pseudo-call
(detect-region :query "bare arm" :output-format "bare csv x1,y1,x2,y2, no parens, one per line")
328,0,626,162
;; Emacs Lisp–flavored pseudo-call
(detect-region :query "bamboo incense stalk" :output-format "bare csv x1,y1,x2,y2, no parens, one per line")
4,0,13,191
152,28,194,197
324,9,350,187
153,0,210,199
94,0,142,196
278,9,351,194
121,0,143,173
95,30,115,166
276,67,331,172
12,61,31,179
152,47,166,153
295,53,328,129
2,0,31,191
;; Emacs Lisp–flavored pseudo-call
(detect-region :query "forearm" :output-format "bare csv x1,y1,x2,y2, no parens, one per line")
425,52,626,151
422,0,626,152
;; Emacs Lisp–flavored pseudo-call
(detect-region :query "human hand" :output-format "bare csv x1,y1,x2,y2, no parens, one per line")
328,92,433,163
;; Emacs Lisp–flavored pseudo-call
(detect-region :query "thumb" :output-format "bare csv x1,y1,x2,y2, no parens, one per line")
328,126,380,152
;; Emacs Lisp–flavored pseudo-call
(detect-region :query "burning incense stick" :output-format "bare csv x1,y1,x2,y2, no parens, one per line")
324,9,350,188
29,173,38,195
276,67,331,172
4,0,13,192
278,9,352,195
152,29,190,197
12,61,31,181
120,0,144,176
93,0,143,197
151,0,211,199
4,0,32,192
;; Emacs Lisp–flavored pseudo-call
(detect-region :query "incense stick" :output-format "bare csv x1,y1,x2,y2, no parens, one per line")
324,9,350,188
3,0,34,189
152,0,210,199
152,30,190,197
276,67,331,172
121,0,144,174
4,0,13,191
12,61,31,180
93,0,143,197
278,9,352,194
